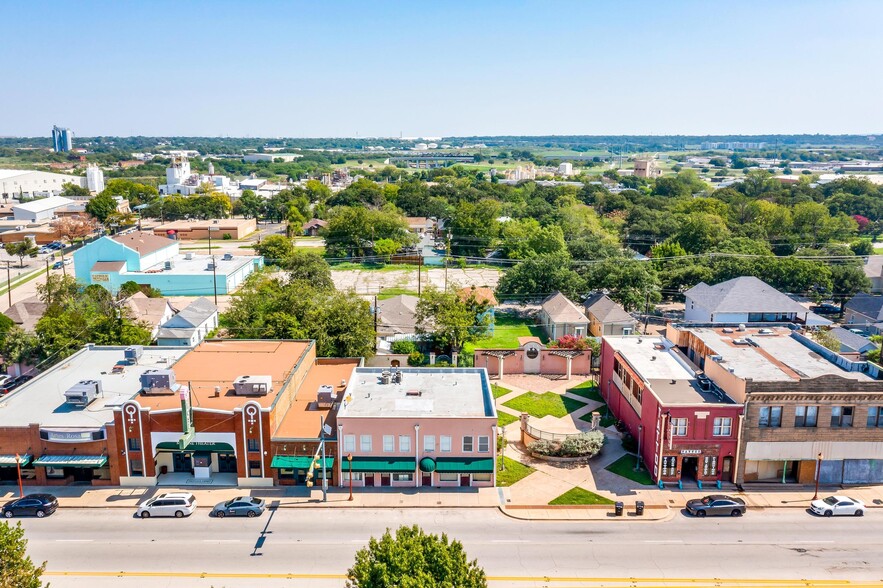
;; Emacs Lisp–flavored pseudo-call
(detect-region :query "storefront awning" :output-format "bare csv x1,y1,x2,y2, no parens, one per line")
156,442,235,453
0,454,31,467
33,455,108,468
435,457,495,473
271,456,334,469
419,457,437,473
348,457,416,473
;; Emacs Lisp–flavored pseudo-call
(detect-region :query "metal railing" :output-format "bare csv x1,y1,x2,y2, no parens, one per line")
523,421,580,442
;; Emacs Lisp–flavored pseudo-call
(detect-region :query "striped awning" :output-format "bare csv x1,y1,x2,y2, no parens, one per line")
32,455,108,468
0,454,31,467
271,456,334,469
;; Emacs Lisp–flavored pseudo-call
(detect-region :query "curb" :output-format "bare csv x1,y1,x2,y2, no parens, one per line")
498,505,675,522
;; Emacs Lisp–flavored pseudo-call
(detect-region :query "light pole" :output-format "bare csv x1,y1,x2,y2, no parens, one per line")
14,453,23,498
813,452,824,501
3,261,11,308
209,226,219,305
347,453,353,501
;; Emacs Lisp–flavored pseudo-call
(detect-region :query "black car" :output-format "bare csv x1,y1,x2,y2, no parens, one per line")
685,494,746,517
2,494,58,518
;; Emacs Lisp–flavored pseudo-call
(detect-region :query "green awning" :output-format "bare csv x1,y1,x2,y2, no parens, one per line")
435,457,495,473
156,442,235,453
348,457,416,473
33,455,108,468
0,454,31,467
419,457,436,473
271,456,334,469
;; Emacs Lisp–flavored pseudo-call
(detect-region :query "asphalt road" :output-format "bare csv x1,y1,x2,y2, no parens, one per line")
16,507,883,587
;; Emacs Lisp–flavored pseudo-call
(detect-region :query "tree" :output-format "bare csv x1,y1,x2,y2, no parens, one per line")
496,252,584,300
830,263,872,313
253,235,295,264
285,250,334,290
415,287,491,353
51,214,97,261
232,189,264,219
0,326,41,366
372,238,400,261
60,181,90,197
346,525,486,588
324,207,415,258
84,192,119,223
4,241,37,268
579,258,661,311
0,521,46,588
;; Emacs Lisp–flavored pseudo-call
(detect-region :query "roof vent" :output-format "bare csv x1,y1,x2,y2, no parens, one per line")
184,252,193,260
722,328,734,334
164,260,173,270
737,324,746,332
233,374,272,396
223,253,233,261
380,371,391,385
732,338,749,345
406,389,422,397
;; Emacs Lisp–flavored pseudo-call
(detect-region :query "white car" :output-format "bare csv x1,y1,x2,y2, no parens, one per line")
135,492,196,518
810,495,865,517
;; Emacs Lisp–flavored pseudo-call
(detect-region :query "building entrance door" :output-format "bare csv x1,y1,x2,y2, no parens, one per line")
680,457,698,481
172,452,192,473
364,474,375,486
721,456,733,482
460,475,470,487
380,474,391,487
422,474,432,487
217,454,237,473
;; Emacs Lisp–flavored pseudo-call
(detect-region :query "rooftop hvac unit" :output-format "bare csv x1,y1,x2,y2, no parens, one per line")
207,262,216,271
124,346,143,364
64,380,103,407
223,253,233,261
140,369,177,394
184,253,193,260
737,324,746,331
732,338,749,345
380,371,391,385
392,370,402,384
233,375,272,396
317,384,336,408
164,260,173,270
696,375,711,391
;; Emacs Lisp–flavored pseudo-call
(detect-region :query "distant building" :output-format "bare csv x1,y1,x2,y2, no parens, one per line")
684,276,827,325
583,292,637,336
302,218,327,237
843,293,883,334
124,292,177,339
85,164,105,193
538,292,589,340
156,298,219,347
633,159,661,178
557,162,574,177
52,125,73,152
243,153,303,163
375,295,420,338
159,157,233,196
862,256,883,294
3,296,47,333
152,218,257,241
12,196,75,222
0,170,87,200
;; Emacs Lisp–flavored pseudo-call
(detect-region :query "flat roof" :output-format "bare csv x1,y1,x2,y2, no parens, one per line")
605,336,730,405
137,340,311,411
154,219,254,230
139,253,257,277
337,367,495,419
273,358,360,439
684,326,875,382
0,346,189,429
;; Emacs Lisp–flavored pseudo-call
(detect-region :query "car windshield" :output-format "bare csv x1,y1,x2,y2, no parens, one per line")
248,498,261,504
223,500,235,507
700,497,712,505
823,497,838,505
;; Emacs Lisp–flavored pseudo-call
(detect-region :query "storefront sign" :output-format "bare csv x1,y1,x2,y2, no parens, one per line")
41,430,100,442
92,273,110,282
680,449,702,455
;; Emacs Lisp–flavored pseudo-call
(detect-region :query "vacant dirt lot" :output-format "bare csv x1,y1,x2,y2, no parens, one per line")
331,267,502,295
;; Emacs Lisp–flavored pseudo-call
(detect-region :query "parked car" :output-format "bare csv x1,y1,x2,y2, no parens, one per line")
810,495,865,517
135,492,196,518
0,375,11,388
52,258,72,269
0,376,29,395
685,495,746,517
811,303,841,315
38,246,53,254
2,494,58,518
211,497,266,518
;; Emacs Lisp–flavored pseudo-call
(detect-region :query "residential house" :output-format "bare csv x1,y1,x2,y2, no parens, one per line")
583,292,637,336
155,298,219,347
374,295,420,339
862,256,883,294
458,286,497,335
844,293,883,334
684,276,827,325
539,292,589,340
3,296,47,333
828,327,878,357
302,219,328,237
124,292,176,340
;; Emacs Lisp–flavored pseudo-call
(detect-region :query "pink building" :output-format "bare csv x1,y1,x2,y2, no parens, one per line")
600,336,743,487
336,367,497,489
476,337,591,380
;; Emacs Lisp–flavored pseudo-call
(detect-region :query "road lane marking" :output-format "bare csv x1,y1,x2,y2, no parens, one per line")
491,539,530,543
54,539,94,543
643,540,683,543
202,539,240,543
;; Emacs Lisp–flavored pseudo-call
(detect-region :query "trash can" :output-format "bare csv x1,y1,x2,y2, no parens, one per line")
614,501,623,516
635,501,644,516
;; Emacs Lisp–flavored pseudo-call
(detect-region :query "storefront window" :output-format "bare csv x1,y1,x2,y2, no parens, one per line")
661,456,677,477
439,472,458,482
472,473,492,482
130,459,144,476
702,456,717,477
393,473,413,482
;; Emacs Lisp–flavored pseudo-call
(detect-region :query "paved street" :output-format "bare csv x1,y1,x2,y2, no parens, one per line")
17,507,883,587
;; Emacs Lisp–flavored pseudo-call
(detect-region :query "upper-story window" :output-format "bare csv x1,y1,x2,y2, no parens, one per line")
831,406,854,428
343,435,355,453
383,435,394,452
712,417,732,436
478,436,490,452
758,406,782,428
795,406,818,428
670,418,687,436
463,436,474,452
360,434,373,452
399,435,411,452
868,406,883,428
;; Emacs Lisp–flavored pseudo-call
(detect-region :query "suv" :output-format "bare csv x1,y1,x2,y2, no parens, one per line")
136,493,196,518
2,494,58,518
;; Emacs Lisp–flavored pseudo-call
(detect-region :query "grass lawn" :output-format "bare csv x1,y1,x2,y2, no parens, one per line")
605,454,655,486
503,391,586,419
376,287,418,300
579,410,616,429
497,411,519,427
491,384,512,399
463,314,547,354
496,456,535,487
548,487,614,506
566,380,603,402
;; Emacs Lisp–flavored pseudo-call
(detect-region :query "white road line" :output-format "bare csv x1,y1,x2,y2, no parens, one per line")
55,539,93,543
202,539,240,543
643,540,683,543
491,539,530,543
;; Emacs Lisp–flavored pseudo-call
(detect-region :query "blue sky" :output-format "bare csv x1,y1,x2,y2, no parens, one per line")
2,0,882,137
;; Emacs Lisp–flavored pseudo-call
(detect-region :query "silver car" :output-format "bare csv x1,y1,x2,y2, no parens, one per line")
211,496,266,518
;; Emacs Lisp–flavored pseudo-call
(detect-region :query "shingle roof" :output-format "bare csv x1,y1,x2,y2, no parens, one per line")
829,327,878,354
685,276,807,315
458,286,497,306
3,296,46,333
583,292,634,324
111,231,176,256
845,293,883,321
863,255,883,279
125,292,174,330
541,292,588,324
376,295,419,335
162,297,218,329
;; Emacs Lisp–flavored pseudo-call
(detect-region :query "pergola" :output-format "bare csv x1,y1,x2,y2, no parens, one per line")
548,349,584,380
480,350,516,379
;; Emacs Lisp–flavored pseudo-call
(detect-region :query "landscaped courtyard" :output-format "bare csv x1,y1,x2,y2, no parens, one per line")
463,313,547,355
605,454,654,486
496,456,536,487
503,391,587,419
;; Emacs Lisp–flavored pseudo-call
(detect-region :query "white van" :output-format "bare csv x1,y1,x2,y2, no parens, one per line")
136,493,196,518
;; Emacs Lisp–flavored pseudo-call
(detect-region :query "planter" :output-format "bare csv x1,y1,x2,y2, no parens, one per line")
529,452,598,463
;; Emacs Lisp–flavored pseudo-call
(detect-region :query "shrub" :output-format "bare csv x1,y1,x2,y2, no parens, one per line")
391,340,416,355
222,233,233,240
528,431,605,458
621,432,638,453
407,351,424,366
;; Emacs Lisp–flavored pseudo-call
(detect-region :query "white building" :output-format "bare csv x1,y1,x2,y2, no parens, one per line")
558,162,574,176
243,153,303,163
159,158,234,196
12,196,76,222
0,170,87,200
86,164,105,193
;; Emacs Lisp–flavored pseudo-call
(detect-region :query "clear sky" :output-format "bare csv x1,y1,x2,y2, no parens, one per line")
3,0,882,137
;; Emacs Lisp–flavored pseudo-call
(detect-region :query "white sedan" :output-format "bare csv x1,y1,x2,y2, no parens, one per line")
810,495,865,517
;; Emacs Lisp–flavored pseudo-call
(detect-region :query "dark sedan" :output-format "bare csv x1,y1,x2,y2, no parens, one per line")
211,496,266,518
686,495,746,517
2,494,58,518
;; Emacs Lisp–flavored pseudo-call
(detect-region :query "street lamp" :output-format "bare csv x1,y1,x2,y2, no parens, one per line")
346,453,353,501
14,453,23,498
208,226,220,305
813,452,824,501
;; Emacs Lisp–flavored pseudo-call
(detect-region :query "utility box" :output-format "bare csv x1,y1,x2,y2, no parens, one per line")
64,380,103,407
635,501,644,516
614,502,624,517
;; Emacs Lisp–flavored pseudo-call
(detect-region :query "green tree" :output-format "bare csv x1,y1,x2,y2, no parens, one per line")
285,250,334,289
580,258,661,310
449,200,500,257
0,521,46,588
496,252,584,300
253,235,295,264
830,263,872,313
232,189,264,218
0,326,41,366
84,192,119,223
305,290,376,358
373,238,400,261
324,207,415,258
60,181,90,197
415,287,491,353
4,241,37,268
346,525,486,588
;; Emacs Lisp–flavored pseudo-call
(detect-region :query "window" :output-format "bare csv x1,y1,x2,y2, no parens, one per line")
248,460,262,477
795,406,818,428
360,435,373,452
342,471,363,482
399,435,411,453
247,439,260,452
478,436,490,453
868,406,883,428
127,437,141,451
440,435,452,452
343,434,355,453
423,435,435,452
472,473,492,482
712,417,732,436
439,472,458,482
393,473,413,482
758,406,782,428
831,406,854,427
129,459,143,476
670,418,687,436
463,436,474,452
383,435,394,452
702,456,717,477
661,456,677,477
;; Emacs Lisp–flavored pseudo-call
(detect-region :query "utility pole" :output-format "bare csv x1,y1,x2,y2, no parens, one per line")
417,257,422,296
211,255,218,306
373,295,378,353
4,262,11,308
643,290,651,335
444,232,451,292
